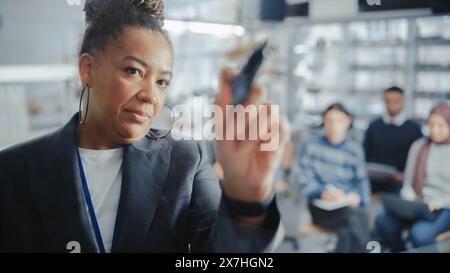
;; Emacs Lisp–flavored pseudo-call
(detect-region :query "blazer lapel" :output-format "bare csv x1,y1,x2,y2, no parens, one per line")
27,115,97,253
111,140,172,253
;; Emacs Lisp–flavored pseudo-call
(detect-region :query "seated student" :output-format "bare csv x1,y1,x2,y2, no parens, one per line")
364,87,423,194
298,103,371,253
376,102,450,252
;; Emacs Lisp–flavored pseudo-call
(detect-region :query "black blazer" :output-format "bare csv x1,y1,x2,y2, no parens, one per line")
0,114,282,253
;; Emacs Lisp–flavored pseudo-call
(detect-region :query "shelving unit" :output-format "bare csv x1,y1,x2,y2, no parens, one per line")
413,16,450,119
270,15,450,132
0,65,78,149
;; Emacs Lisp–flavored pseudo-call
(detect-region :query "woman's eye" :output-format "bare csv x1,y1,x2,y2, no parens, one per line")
126,67,142,78
157,80,170,88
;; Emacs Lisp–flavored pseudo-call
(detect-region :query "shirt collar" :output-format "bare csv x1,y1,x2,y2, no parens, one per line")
382,112,407,126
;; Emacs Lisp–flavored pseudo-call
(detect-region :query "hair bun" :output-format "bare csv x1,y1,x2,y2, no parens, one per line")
83,0,99,25
84,0,165,27
80,0,169,56
132,0,165,27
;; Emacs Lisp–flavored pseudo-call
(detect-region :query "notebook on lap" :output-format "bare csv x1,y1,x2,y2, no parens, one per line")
380,193,434,221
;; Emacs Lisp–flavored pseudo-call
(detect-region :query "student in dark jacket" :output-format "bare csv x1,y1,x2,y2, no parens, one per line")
363,87,423,194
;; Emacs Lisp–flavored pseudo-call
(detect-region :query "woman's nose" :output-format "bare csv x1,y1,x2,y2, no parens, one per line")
137,82,158,104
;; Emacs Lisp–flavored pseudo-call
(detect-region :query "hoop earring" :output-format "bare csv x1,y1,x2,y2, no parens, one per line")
146,104,175,139
79,86,90,125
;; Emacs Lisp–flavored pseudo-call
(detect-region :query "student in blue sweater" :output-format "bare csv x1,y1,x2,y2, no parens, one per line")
298,103,371,253
363,87,423,194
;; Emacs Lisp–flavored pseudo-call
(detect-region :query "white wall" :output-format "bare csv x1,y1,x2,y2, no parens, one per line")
0,0,84,65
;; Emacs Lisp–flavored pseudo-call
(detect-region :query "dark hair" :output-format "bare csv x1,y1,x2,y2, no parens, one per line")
79,0,170,56
384,86,404,95
322,103,352,118
321,103,353,128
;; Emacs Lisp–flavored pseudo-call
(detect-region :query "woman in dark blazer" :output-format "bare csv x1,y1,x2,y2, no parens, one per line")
0,0,286,253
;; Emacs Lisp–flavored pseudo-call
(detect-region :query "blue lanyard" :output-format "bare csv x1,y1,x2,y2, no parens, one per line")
76,148,106,253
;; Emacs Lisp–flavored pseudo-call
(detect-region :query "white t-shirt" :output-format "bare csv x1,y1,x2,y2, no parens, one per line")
78,147,124,253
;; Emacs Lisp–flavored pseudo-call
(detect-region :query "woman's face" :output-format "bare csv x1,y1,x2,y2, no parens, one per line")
323,109,352,144
428,113,450,143
79,26,173,145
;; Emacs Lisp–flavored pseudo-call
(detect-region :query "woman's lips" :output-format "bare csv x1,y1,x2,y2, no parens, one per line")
125,109,150,124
